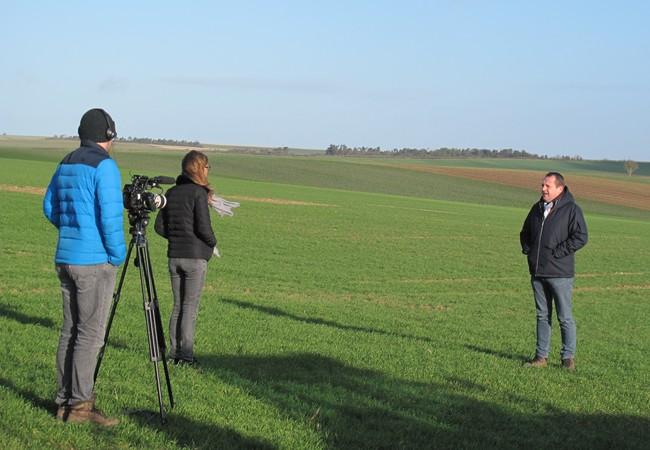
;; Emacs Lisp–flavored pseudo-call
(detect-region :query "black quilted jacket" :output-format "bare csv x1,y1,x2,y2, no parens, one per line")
154,175,217,261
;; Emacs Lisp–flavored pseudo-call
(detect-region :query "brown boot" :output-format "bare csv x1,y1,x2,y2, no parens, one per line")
524,356,548,368
66,400,119,426
561,358,576,371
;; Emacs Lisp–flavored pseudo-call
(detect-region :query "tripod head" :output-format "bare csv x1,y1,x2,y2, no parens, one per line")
127,210,152,238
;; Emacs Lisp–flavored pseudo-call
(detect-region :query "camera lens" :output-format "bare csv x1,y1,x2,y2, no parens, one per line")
153,194,167,209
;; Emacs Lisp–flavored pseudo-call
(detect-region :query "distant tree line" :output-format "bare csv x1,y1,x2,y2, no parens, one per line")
50,134,202,147
117,136,202,147
223,146,290,155
325,144,582,160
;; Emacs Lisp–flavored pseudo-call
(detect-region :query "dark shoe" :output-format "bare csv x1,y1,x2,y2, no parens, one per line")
524,356,548,368
176,357,200,366
55,405,68,421
66,400,119,426
561,358,576,371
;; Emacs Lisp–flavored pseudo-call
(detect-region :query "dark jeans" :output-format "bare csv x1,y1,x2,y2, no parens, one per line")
531,276,576,360
168,258,208,361
55,263,117,406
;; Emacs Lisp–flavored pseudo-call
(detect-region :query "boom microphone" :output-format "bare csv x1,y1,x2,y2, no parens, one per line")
151,176,176,185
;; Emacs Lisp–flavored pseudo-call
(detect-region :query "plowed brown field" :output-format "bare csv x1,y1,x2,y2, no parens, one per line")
0,184,335,207
0,184,46,195
394,165,650,211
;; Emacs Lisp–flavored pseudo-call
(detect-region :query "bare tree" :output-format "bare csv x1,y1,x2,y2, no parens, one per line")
624,160,639,176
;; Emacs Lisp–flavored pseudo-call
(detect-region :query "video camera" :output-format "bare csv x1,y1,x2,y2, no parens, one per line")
123,174,174,216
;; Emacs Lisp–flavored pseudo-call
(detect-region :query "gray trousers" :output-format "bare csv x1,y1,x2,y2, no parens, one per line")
55,263,117,406
531,276,577,360
168,258,208,361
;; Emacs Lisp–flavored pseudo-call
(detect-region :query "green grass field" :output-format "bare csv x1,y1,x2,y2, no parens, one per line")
0,138,648,449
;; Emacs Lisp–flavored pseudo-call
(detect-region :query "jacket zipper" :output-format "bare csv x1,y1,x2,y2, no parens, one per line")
533,194,566,276
534,213,546,275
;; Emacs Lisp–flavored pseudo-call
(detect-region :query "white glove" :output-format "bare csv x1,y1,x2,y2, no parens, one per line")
213,244,221,258
209,195,240,217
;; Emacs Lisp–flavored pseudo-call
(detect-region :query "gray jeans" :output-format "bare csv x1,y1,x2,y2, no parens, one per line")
168,258,208,361
531,276,576,360
55,263,117,406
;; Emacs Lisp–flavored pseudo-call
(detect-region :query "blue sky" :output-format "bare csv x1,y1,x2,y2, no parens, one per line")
2,1,649,160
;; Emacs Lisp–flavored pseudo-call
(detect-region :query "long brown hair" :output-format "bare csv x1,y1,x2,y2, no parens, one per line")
181,150,213,197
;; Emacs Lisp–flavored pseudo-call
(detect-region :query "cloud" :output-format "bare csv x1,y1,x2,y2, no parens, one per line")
6,70,41,87
98,77,130,92
161,75,341,95
536,80,643,93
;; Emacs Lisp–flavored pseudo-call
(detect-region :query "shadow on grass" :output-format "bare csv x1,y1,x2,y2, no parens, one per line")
0,303,131,350
200,352,649,450
0,377,57,416
221,297,434,343
0,303,56,329
129,409,276,449
464,344,529,363
0,376,275,449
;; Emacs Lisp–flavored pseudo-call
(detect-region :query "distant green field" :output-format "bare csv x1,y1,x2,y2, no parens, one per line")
1,139,648,449
2,136,647,220
372,157,650,177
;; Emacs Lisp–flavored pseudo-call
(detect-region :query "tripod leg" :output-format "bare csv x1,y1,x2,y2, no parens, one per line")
144,256,175,408
162,357,174,409
136,238,174,422
156,305,175,409
148,256,174,407
94,239,135,383
137,243,165,362
144,303,167,422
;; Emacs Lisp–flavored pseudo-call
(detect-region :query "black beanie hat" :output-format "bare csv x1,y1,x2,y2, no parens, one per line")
78,108,117,142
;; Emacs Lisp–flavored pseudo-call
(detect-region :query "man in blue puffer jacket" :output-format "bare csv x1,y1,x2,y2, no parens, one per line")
43,108,126,426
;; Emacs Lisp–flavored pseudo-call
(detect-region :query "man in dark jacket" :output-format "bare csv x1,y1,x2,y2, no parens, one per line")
43,108,126,425
520,172,588,371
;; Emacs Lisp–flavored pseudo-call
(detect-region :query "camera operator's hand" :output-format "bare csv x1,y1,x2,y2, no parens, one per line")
213,245,221,258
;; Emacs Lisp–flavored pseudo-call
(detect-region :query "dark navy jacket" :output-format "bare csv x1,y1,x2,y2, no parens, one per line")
520,187,588,277
43,141,126,265
154,174,217,261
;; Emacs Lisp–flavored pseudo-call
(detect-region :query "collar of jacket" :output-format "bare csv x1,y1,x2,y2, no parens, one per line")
175,173,210,192
176,173,195,185
538,186,573,211
80,139,108,152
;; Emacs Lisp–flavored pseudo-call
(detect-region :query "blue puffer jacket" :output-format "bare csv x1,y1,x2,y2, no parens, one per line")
43,140,127,265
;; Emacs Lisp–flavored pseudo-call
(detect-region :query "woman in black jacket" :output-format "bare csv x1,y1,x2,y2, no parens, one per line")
155,150,217,365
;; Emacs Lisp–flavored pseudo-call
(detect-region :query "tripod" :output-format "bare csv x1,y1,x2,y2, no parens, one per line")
94,210,174,424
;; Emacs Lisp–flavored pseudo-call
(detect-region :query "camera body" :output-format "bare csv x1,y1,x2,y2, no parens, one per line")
123,175,173,216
